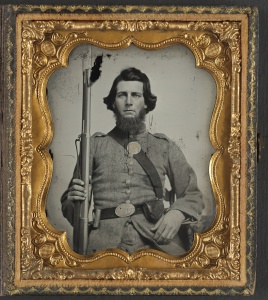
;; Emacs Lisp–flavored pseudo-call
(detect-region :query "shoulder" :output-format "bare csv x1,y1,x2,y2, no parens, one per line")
149,132,170,142
90,132,108,150
91,132,107,138
148,132,172,154
149,132,176,149
149,132,184,154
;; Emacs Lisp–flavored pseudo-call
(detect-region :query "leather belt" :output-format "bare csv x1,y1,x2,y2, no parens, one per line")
98,204,144,220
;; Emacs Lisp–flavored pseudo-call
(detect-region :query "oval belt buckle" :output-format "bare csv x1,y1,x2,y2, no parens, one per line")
115,203,135,218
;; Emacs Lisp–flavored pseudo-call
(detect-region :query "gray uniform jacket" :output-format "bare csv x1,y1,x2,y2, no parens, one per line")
61,126,204,255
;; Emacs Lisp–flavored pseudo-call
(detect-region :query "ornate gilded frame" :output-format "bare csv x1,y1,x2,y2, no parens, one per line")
0,5,257,296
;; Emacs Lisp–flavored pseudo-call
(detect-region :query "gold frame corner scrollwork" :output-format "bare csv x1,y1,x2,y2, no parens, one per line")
12,6,257,296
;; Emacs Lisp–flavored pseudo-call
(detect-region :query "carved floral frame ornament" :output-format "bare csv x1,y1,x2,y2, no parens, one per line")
1,5,257,296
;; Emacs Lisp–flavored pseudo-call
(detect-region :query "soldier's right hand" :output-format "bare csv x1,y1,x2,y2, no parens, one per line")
67,178,90,202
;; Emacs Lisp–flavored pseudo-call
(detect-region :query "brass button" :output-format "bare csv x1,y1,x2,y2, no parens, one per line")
127,158,134,166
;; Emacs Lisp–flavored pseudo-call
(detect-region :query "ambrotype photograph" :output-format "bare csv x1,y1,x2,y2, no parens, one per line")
3,6,256,295
46,44,215,256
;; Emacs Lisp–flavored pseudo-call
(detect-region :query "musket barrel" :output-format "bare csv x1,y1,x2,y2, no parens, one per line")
73,54,103,254
73,69,91,255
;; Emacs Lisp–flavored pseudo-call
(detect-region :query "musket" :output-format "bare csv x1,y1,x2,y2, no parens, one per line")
73,55,103,254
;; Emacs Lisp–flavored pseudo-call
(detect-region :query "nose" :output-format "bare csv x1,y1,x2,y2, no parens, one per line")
126,93,133,105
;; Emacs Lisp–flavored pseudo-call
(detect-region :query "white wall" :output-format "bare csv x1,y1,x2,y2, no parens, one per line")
46,44,216,247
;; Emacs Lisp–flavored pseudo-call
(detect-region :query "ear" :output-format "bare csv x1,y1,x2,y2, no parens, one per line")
144,104,147,108
112,102,115,109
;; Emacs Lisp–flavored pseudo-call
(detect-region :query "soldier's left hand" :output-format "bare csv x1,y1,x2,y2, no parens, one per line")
150,210,185,244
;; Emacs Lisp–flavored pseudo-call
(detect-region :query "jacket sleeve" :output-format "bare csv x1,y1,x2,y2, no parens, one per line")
166,141,204,220
60,164,80,226
61,191,74,226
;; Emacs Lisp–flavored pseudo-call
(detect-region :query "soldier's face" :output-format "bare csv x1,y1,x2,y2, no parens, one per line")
113,81,146,118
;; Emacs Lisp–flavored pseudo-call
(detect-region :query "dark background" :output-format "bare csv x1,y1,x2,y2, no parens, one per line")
1,0,267,299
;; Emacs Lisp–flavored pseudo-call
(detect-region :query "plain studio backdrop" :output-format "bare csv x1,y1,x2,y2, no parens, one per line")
47,43,216,248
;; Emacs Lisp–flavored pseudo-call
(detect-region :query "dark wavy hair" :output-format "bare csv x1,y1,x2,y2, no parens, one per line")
103,67,157,113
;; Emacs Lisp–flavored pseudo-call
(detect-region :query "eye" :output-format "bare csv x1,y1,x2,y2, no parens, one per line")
132,92,142,98
116,92,127,99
